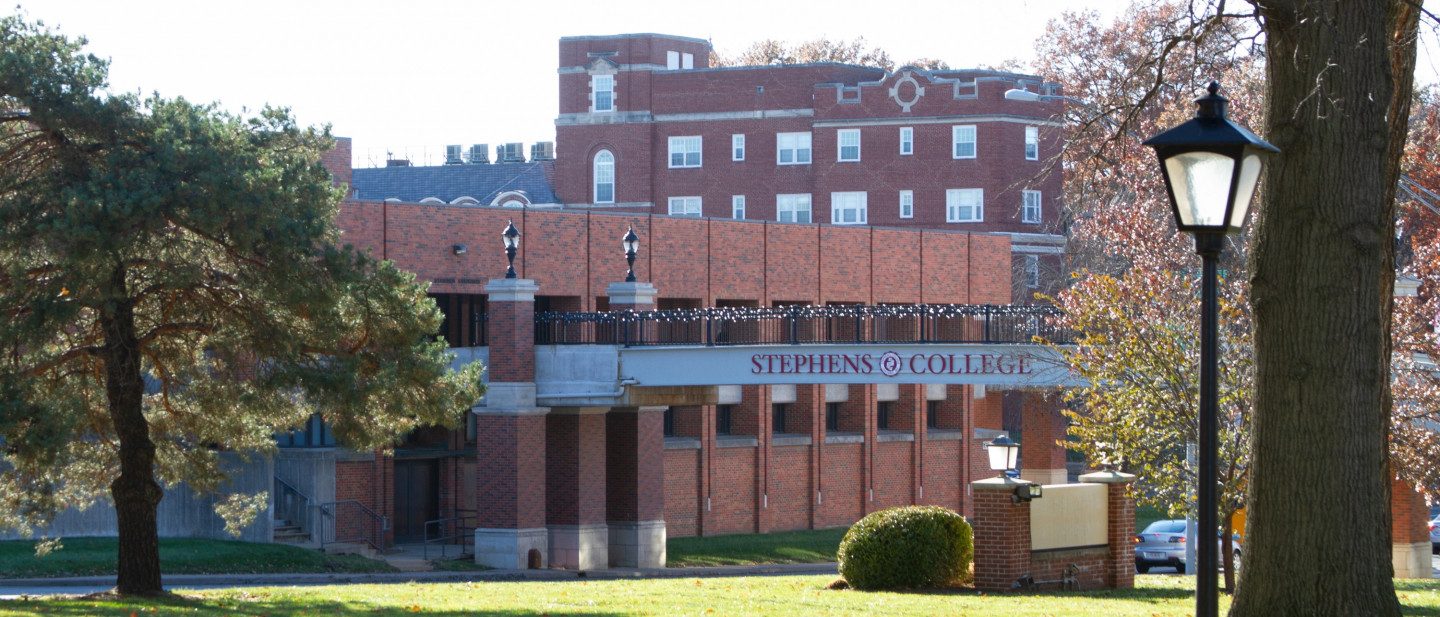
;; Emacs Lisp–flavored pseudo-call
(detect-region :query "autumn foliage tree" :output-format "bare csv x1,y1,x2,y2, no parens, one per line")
0,16,484,595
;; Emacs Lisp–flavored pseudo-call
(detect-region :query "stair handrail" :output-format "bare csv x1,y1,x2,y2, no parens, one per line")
272,476,312,538
315,499,391,553
421,508,477,560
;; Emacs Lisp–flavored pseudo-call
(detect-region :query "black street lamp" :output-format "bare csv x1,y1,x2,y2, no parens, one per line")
1143,82,1278,617
502,220,520,279
622,226,639,282
986,434,1020,478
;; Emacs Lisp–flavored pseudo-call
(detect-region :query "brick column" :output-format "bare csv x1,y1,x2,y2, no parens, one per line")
1079,469,1137,589
1390,476,1432,579
474,278,549,569
972,476,1035,591
607,406,667,567
546,407,608,570
1020,390,1069,485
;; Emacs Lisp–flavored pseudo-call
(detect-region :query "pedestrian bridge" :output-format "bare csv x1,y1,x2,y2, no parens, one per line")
460,304,1078,407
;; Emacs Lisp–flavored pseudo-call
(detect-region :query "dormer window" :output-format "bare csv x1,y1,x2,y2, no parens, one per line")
592,74,614,113
666,51,694,70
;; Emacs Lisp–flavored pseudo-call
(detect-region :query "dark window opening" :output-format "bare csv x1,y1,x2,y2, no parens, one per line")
772,403,788,434
927,401,939,429
877,401,893,430
826,402,840,432
428,293,487,347
663,408,675,437
716,405,733,435
277,413,337,448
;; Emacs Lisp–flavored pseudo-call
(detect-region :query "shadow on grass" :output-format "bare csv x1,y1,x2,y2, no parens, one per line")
0,593,633,617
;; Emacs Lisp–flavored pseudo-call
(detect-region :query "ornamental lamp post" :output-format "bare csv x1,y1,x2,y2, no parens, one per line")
986,434,1020,477
1143,81,1278,617
502,220,520,279
622,226,639,282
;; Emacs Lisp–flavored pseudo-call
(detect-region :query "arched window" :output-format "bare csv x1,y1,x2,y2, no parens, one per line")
594,150,615,204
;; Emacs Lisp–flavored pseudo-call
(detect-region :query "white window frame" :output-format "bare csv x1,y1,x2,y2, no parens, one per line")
952,125,977,159
1025,126,1039,160
830,191,867,224
668,136,702,168
668,196,702,217
838,129,861,162
593,150,615,204
732,195,746,219
777,132,812,165
1024,255,1040,288
591,74,614,113
900,127,914,155
777,193,812,223
667,51,680,70
899,190,914,219
1022,190,1042,223
946,188,983,222
732,134,745,161
682,52,694,69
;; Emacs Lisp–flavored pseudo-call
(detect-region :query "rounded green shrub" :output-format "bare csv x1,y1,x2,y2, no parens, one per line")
837,505,973,590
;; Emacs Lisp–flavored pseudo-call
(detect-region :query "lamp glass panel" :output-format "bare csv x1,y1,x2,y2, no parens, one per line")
987,444,1009,471
1006,443,1019,469
1228,154,1263,228
1164,151,1235,228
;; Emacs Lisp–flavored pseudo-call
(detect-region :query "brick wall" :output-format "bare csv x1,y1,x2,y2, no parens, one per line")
663,449,700,537
769,446,813,532
1392,477,1429,545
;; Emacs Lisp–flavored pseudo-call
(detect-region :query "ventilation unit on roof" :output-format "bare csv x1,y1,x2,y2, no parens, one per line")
386,158,411,167
445,145,464,165
530,141,555,161
499,142,526,163
469,144,489,164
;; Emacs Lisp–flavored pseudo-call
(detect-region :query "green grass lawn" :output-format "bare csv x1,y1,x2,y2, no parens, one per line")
0,538,396,578
6,576,1440,617
666,528,848,567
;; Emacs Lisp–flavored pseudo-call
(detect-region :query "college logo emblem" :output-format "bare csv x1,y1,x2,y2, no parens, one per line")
878,351,903,377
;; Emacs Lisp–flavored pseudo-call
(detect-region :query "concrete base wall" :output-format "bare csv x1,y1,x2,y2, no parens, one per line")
549,523,609,570
475,527,549,569
1393,541,1432,579
1020,468,1068,486
609,520,666,568
274,449,338,542
0,452,273,543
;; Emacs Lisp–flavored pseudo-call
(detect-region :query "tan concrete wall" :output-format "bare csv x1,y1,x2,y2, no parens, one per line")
1030,482,1106,551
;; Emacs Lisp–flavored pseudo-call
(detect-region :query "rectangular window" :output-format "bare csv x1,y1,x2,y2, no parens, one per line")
946,188,983,222
732,134,745,161
826,403,840,432
682,52,694,69
899,190,914,219
926,401,939,429
668,196,702,217
877,401,893,430
663,408,675,437
732,195,746,219
900,127,914,155
777,193,812,223
1025,126,1039,160
830,191,868,225
952,125,977,159
838,129,860,162
592,75,614,113
667,51,680,70
1025,255,1040,288
668,136,702,168
772,403,788,434
1022,190,1042,223
716,404,732,435
777,132,812,165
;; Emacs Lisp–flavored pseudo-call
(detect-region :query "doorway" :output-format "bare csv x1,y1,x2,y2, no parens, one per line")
393,459,439,544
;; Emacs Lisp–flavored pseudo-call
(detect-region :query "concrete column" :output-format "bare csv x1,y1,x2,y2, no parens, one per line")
1391,476,1432,579
474,278,549,569
1080,469,1137,589
546,407,609,570
1019,390,1069,485
606,406,667,568
971,475,1036,591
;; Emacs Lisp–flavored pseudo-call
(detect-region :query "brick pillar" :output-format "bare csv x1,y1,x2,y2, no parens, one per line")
1019,390,1069,485
971,476,1035,592
1391,477,1432,579
1079,469,1137,589
607,406,667,567
546,408,608,570
474,277,549,569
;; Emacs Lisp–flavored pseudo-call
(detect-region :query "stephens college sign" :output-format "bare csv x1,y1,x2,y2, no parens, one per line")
750,350,1033,377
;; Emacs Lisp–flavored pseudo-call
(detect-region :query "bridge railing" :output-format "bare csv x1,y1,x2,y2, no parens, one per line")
534,304,1069,347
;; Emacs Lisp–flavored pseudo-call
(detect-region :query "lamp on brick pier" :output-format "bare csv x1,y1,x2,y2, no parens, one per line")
622,226,639,282
1143,81,1277,617
986,434,1019,477
502,220,520,279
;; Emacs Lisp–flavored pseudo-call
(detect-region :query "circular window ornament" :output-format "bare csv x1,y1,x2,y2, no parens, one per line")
888,71,926,113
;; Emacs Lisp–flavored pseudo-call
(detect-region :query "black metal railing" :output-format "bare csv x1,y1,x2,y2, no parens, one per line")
272,476,311,538
316,500,391,553
421,509,476,560
534,304,1069,347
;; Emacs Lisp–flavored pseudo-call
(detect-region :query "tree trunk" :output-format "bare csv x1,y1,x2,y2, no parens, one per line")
1232,1,1415,616
102,267,165,596
1221,513,1235,593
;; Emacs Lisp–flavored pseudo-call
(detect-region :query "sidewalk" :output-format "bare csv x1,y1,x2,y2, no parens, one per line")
0,562,840,596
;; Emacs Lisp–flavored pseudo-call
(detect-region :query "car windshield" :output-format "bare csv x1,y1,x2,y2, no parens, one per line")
1142,520,1187,534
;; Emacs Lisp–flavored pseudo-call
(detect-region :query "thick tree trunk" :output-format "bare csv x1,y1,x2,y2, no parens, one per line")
102,267,165,596
1232,1,1414,616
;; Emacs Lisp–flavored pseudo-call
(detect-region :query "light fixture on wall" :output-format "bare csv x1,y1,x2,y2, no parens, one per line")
622,226,639,282
502,220,520,279
452,244,467,255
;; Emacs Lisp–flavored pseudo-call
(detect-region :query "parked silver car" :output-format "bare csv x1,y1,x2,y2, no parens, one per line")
1134,519,1242,574
1428,509,1440,554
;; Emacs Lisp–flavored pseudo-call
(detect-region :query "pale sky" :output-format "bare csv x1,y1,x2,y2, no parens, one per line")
15,0,1440,168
